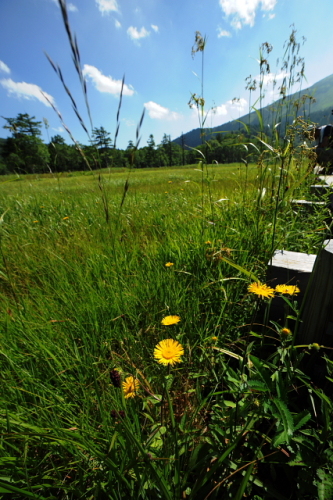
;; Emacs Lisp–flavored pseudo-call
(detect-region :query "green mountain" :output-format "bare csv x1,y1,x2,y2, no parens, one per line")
174,73,333,148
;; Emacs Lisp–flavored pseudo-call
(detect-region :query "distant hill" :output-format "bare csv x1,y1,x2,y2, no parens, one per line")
174,73,333,148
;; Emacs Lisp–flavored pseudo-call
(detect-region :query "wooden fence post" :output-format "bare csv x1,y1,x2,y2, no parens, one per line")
300,240,333,346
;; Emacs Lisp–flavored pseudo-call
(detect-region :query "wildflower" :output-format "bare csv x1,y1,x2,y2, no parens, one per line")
165,262,174,267
309,343,321,351
161,315,181,326
248,282,275,299
205,241,212,245
211,336,218,341
122,376,139,399
154,339,184,366
111,409,125,419
63,216,69,220
168,181,173,183
280,328,292,336
275,284,300,295
33,220,39,223
110,369,121,388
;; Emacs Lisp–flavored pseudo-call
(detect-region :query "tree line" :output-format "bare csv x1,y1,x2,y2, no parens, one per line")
0,113,253,175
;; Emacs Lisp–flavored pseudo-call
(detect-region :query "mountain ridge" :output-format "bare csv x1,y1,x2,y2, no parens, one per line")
173,73,333,148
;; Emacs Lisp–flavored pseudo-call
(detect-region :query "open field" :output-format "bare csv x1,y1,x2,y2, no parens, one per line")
1,162,333,499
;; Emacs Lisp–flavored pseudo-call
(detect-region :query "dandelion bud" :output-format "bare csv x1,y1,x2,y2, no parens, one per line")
110,369,121,388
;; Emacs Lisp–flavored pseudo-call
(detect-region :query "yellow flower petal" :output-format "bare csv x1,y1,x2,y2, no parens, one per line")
248,282,275,299
154,339,184,366
122,376,139,399
161,315,181,325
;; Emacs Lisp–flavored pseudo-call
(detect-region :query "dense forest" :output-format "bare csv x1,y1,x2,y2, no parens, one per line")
0,113,255,174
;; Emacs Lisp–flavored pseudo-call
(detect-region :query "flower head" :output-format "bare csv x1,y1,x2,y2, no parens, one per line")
275,284,300,295
309,343,321,351
248,282,275,299
154,339,184,366
63,216,69,220
110,369,121,388
161,315,181,326
122,376,139,399
165,262,174,267
280,328,292,336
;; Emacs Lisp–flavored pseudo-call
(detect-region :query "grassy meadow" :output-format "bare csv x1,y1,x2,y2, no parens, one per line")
1,159,333,499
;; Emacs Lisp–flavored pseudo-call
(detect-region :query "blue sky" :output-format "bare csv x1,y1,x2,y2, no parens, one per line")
0,0,332,149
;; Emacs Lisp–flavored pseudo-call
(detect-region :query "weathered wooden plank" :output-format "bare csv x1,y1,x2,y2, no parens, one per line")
300,240,333,345
318,175,333,186
269,250,316,273
267,250,317,324
310,184,332,195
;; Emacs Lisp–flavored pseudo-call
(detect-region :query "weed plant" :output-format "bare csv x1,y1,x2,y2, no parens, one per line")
0,3,333,499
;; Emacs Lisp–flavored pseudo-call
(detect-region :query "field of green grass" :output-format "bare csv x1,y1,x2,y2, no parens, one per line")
1,160,333,499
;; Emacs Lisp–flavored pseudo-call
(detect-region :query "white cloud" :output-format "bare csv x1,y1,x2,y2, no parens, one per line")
52,126,65,133
95,0,119,14
82,64,135,96
144,101,181,121
68,3,78,12
217,27,231,38
0,78,55,107
201,98,248,127
254,71,289,85
151,24,159,33
219,0,277,28
268,13,275,19
127,26,150,41
0,60,10,74
115,19,121,28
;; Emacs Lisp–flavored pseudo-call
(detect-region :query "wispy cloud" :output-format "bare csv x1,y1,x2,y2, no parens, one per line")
151,24,159,33
217,27,231,38
68,3,78,12
0,78,55,107
51,0,78,12
144,101,181,121
254,71,289,85
82,64,134,96
115,19,121,28
52,126,65,133
219,0,277,29
95,0,119,14
0,60,10,74
211,97,247,118
127,26,150,42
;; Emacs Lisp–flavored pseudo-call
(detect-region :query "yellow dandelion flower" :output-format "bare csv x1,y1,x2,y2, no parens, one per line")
165,262,174,267
275,284,300,295
122,376,139,399
154,339,184,366
168,181,173,183
211,336,218,341
248,282,275,299
33,220,39,223
205,241,212,245
161,315,181,326
280,328,292,336
63,216,69,220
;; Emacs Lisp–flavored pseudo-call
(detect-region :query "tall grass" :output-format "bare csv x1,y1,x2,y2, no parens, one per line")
0,3,333,499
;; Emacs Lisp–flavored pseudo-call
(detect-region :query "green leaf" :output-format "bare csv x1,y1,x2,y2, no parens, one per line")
293,411,312,431
220,255,259,282
272,398,294,437
316,469,333,500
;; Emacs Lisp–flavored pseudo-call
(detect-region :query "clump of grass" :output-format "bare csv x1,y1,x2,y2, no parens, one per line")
0,8,332,500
